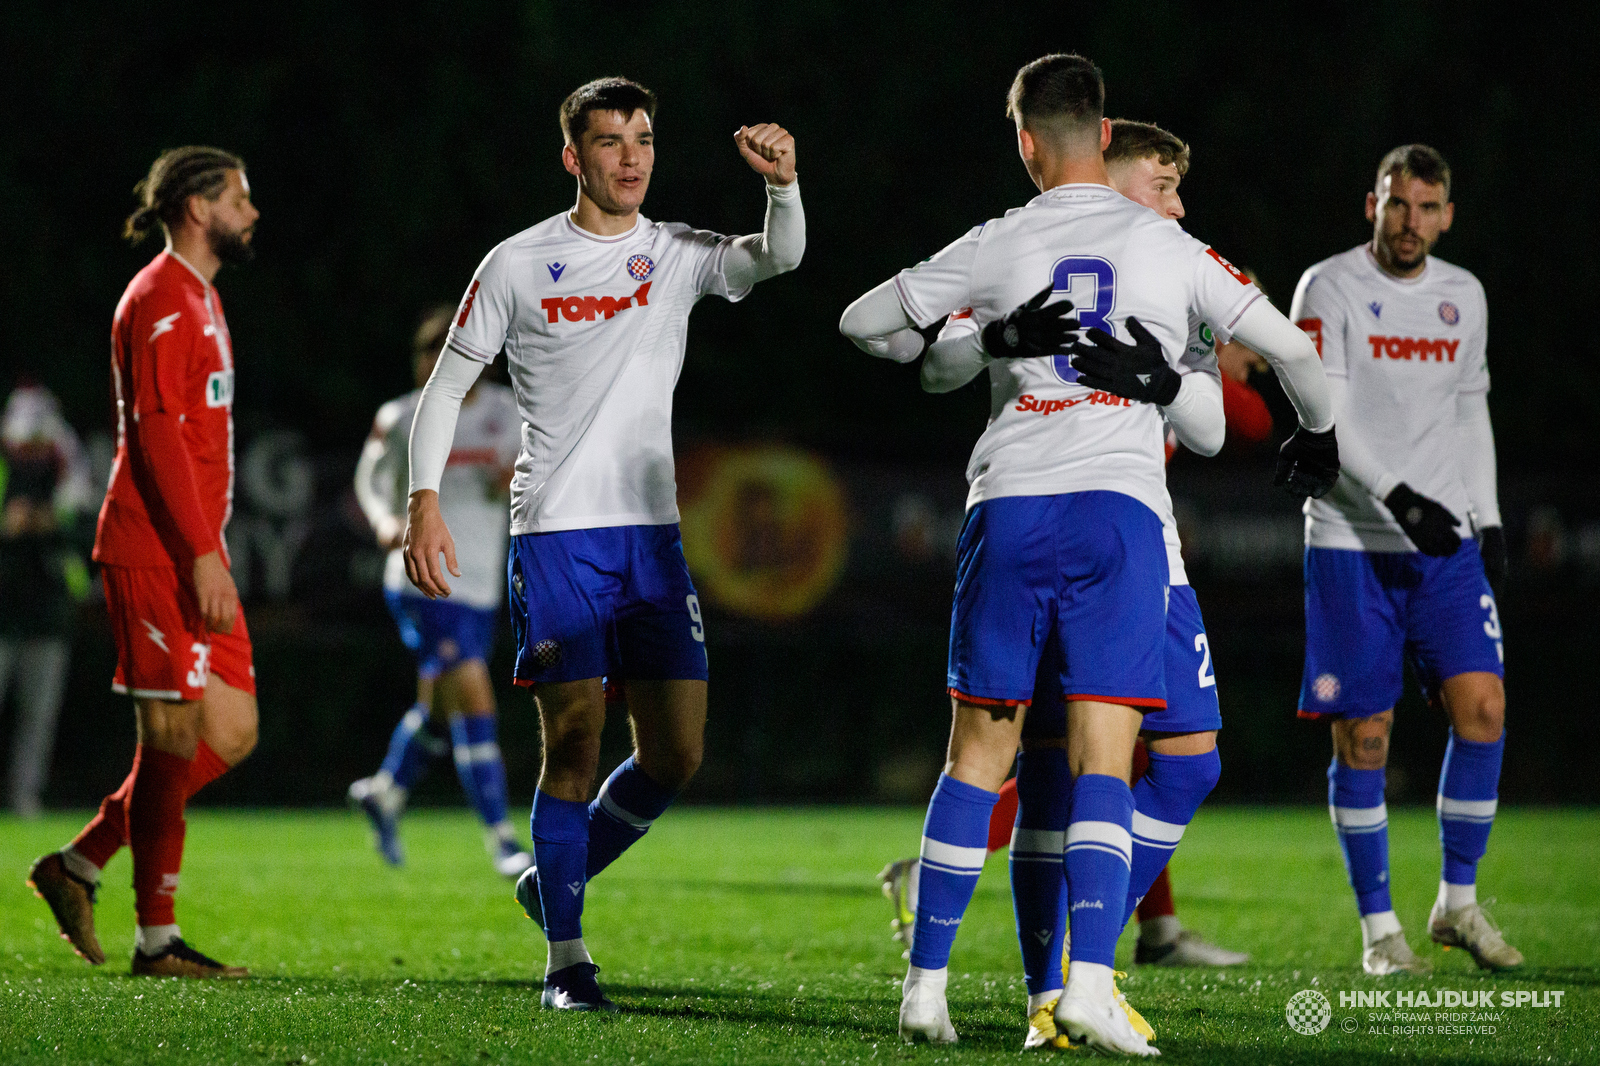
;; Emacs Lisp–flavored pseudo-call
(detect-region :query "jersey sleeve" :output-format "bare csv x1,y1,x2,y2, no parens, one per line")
680,227,751,303
1189,245,1264,351
893,226,983,329
1288,264,1347,378
446,244,514,364
125,292,202,415
1458,278,1490,395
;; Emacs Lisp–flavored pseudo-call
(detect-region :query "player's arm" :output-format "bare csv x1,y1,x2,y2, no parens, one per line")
839,280,927,362
719,124,805,288
921,314,987,392
126,299,236,632
1064,316,1226,453
1225,299,1344,497
1162,372,1225,457
353,404,404,549
842,226,985,362
404,349,483,599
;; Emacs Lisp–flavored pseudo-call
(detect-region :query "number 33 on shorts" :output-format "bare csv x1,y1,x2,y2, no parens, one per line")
186,642,212,691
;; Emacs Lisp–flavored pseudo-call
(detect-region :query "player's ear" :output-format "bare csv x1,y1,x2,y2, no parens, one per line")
1017,127,1035,165
1099,118,1112,152
1439,201,1454,233
1364,191,1378,223
561,142,582,179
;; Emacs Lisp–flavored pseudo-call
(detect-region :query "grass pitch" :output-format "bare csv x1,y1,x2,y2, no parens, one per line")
2,806,1596,1065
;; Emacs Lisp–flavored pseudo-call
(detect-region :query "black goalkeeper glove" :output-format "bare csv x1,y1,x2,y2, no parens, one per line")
1273,426,1340,499
981,285,1079,359
1383,482,1462,556
1067,315,1182,405
1477,525,1507,589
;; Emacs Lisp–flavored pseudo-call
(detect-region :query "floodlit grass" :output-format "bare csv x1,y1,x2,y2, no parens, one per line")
2,806,1596,1064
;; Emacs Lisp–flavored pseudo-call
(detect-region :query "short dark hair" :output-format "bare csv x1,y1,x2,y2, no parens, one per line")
1376,144,1451,199
1106,119,1190,177
123,146,244,244
560,77,657,145
1006,53,1105,136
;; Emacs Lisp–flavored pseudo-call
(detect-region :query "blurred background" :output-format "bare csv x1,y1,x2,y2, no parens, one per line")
3,1,1596,812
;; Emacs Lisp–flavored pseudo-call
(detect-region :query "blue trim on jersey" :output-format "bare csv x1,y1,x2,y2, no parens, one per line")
384,591,499,680
1299,541,1504,719
947,491,1167,708
1023,583,1221,739
508,524,708,686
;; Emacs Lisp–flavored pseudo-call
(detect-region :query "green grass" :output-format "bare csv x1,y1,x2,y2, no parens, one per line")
2,806,1597,1065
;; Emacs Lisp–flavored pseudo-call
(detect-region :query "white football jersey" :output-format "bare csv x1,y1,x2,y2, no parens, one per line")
1290,245,1489,552
915,184,1252,570
373,383,520,608
446,213,749,535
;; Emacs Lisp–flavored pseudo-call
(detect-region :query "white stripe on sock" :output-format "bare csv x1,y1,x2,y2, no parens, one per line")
1009,827,1066,854
920,837,988,873
1330,803,1388,831
401,707,428,731
598,788,654,829
1131,810,1186,846
1437,795,1497,822
1065,820,1132,866
453,741,502,766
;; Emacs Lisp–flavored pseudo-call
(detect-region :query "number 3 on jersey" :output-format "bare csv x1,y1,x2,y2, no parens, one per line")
1049,256,1117,385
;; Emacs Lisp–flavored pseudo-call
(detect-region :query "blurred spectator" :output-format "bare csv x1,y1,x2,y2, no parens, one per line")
0,382,94,817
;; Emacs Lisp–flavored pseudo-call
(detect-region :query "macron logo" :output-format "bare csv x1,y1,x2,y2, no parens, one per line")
547,262,566,282
141,619,169,653
567,881,582,896
149,312,181,343
1367,301,1383,319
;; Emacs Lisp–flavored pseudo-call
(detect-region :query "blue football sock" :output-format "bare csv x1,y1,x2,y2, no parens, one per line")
531,791,589,942
586,756,677,881
449,714,511,833
1009,749,1071,996
1122,748,1221,926
1437,730,1503,887
1064,773,1134,968
1328,758,1392,916
379,704,448,790
909,773,999,971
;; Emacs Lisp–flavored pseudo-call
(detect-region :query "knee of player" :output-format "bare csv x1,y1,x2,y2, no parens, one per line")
641,741,702,791
1456,688,1505,741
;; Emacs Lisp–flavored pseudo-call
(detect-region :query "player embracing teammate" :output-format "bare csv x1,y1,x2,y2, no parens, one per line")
28,147,261,978
403,77,804,1011
843,54,1338,1055
1292,145,1521,975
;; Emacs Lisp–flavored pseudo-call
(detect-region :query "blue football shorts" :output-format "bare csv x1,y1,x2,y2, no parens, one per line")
947,491,1168,711
1023,582,1221,739
1299,540,1504,719
508,523,709,688
384,590,499,680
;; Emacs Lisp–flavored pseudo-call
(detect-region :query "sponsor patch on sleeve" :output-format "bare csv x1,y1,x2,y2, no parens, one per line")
1297,317,1323,356
1206,248,1253,285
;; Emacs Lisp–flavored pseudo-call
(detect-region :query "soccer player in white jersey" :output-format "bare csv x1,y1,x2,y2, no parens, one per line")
876,118,1247,1051
402,77,804,1012
1290,145,1520,976
348,306,528,877
841,54,1337,1055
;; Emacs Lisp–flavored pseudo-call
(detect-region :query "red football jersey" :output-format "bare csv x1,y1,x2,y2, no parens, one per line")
94,252,236,569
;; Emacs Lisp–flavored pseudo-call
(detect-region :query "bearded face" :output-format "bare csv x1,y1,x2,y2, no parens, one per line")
208,214,256,264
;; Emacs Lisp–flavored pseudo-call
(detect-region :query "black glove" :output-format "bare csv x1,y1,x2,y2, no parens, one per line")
981,286,1079,359
1273,426,1340,499
1477,525,1507,588
1383,483,1461,556
1067,316,1181,405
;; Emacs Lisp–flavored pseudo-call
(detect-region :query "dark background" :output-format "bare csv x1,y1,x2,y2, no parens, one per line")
4,2,1597,809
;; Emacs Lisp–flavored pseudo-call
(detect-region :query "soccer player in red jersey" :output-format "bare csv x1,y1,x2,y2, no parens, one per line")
27,147,260,978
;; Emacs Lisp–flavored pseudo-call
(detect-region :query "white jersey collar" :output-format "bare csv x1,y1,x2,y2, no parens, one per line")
563,213,644,244
1033,182,1119,206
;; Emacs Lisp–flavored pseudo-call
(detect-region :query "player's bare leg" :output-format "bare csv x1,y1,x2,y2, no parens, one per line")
1330,710,1430,975
1428,671,1520,968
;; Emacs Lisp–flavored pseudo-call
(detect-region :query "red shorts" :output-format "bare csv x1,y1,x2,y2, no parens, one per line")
102,565,256,703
